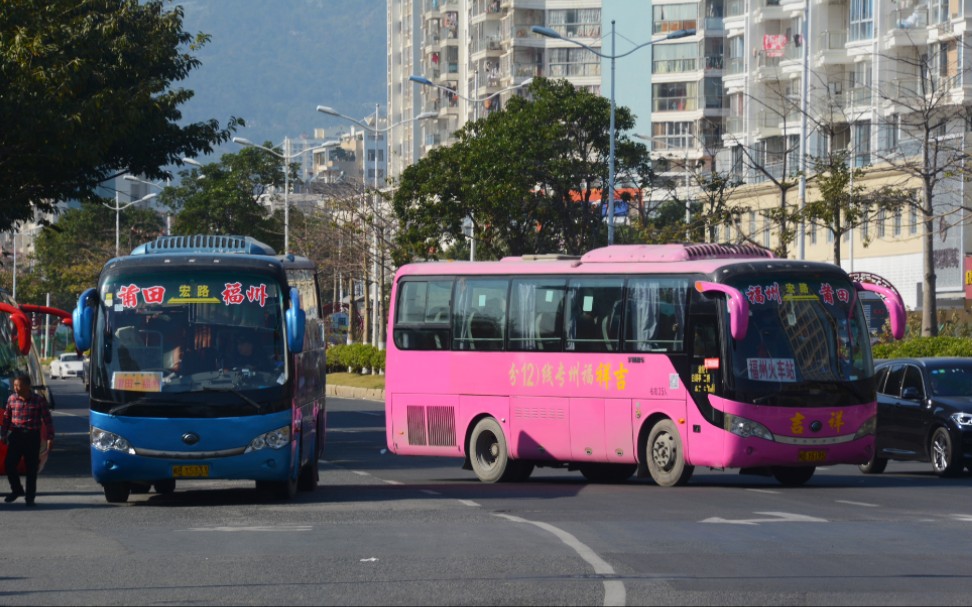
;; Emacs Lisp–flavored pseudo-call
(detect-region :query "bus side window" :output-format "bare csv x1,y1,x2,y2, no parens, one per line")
394,279,453,351
566,279,623,352
453,278,508,351
508,279,565,352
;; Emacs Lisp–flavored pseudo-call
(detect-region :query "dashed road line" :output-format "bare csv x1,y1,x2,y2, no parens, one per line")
836,500,880,507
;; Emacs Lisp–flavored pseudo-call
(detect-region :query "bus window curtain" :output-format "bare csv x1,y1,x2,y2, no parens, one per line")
513,281,539,349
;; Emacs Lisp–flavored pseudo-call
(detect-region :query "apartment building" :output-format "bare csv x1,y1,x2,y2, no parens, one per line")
715,0,972,310
387,0,603,182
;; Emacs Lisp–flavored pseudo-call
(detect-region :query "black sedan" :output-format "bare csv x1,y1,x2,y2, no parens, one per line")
860,357,972,477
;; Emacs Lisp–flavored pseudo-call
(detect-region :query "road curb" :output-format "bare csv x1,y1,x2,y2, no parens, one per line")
326,383,385,402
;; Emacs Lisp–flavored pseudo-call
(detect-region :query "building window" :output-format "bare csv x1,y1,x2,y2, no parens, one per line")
910,205,918,235
652,81,698,112
877,209,886,238
652,42,698,74
652,3,698,34
548,47,600,77
853,121,871,167
849,0,874,42
547,8,601,38
651,121,694,151
893,207,902,236
810,222,817,245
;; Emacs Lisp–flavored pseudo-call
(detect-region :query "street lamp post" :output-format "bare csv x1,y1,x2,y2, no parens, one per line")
315,106,436,350
408,75,533,123
232,138,339,252
124,175,171,234
532,23,695,245
103,191,158,257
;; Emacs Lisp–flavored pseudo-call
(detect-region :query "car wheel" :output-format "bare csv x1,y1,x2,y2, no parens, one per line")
154,479,176,494
930,427,963,477
858,453,888,474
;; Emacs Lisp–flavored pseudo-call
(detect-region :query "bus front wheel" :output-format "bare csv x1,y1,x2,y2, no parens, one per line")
103,482,130,503
646,420,694,487
470,417,521,483
772,466,815,486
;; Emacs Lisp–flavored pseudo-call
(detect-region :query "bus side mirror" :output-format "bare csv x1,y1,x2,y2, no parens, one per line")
695,281,748,341
0,303,32,355
286,287,305,354
854,282,905,340
73,288,98,352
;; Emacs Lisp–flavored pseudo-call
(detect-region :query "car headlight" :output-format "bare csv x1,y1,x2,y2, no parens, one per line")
950,412,972,428
245,425,291,453
725,413,775,441
91,427,133,453
854,415,877,439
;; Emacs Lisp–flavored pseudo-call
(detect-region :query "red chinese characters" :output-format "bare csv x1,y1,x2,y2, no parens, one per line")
245,283,269,307
221,282,246,305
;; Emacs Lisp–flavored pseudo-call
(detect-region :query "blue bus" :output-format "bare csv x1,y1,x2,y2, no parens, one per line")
73,235,327,502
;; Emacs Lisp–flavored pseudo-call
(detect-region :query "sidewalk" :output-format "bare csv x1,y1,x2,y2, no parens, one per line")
326,383,385,402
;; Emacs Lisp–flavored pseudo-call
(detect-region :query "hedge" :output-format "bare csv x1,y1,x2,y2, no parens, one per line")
872,336,972,360
325,343,385,373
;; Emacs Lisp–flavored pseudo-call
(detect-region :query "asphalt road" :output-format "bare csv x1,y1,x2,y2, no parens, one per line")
3,378,972,605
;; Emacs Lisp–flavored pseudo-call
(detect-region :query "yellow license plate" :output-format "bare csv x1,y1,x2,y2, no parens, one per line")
798,450,827,463
172,464,209,478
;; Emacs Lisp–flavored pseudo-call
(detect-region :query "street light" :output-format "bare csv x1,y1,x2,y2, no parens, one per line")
103,191,158,257
232,137,340,252
408,75,533,122
124,175,172,234
314,107,437,349
533,22,695,245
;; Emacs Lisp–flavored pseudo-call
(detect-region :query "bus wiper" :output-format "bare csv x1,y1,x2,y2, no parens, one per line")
201,386,265,413
109,397,154,416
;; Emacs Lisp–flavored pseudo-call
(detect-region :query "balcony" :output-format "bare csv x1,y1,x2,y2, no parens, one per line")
815,31,850,66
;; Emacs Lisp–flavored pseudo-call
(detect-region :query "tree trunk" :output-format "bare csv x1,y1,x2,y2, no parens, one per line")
921,179,937,336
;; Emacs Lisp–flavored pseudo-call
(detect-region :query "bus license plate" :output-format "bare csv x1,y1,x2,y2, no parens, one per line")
798,450,826,463
172,465,209,478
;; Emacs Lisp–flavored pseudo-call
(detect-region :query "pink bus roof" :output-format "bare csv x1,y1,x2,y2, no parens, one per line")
395,243,781,279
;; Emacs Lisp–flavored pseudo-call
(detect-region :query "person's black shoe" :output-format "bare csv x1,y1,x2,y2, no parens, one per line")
4,490,24,503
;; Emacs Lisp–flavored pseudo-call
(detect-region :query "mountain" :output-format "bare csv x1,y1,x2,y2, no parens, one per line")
175,0,386,160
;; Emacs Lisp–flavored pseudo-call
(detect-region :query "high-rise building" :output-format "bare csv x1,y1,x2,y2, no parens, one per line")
388,0,604,182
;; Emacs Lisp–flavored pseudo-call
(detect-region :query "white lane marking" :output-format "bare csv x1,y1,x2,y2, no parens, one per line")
836,500,879,507
52,410,87,418
950,514,972,522
352,470,371,477
383,479,403,485
420,490,442,496
746,489,780,495
701,511,828,525
458,499,480,507
187,525,312,532
495,513,625,607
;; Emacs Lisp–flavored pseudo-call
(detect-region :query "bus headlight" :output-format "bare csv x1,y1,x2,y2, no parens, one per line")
245,426,291,453
725,414,774,441
854,415,877,439
950,412,972,428
91,427,133,453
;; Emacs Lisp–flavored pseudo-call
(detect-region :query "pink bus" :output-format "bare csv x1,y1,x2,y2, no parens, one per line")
385,244,905,487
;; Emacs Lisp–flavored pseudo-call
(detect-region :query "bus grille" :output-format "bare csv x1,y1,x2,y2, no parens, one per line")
406,405,457,447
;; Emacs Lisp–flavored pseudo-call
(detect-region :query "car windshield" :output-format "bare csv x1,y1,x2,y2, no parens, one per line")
61,354,80,362
91,269,287,398
722,271,874,406
929,366,972,397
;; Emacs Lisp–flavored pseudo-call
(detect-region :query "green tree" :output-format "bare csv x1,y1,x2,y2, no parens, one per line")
392,78,650,262
0,0,242,229
162,146,284,250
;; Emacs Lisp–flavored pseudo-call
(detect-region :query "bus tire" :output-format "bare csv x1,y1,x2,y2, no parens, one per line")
646,420,694,487
103,482,130,503
506,461,535,482
298,433,319,492
579,463,636,484
469,417,517,483
858,454,888,474
154,479,176,494
772,466,815,486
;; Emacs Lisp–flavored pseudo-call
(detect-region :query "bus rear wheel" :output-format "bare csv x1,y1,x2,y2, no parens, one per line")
103,482,130,503
470,417,523,483
154,479,176,494
298,432,320,492
646,420,694,487
579,463,636,484
772,466,815,486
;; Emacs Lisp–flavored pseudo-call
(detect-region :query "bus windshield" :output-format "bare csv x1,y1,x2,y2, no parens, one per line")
724,272,873,406
91,270,287,405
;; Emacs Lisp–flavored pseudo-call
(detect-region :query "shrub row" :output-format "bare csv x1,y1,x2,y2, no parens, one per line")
326,343,385,373
872,335,972,360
